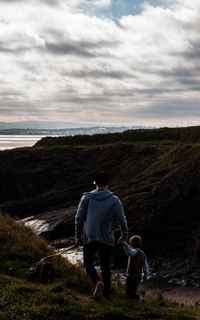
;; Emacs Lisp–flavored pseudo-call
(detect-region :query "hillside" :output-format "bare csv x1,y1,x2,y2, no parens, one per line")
0,211,200,320
0,212,92,319
0,126,200,286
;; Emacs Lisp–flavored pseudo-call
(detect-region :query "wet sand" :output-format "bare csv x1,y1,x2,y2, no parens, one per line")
140,278,200,309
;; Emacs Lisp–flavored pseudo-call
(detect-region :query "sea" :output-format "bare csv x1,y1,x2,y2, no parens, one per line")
0,135,46,151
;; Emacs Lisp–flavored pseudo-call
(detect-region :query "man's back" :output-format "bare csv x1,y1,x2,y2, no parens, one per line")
75,188,128,246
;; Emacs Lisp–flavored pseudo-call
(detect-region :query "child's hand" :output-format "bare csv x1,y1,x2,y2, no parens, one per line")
118,237,127,246
121,239,128,245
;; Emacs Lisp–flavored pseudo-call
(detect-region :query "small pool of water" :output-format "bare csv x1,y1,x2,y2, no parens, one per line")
21,216,49,233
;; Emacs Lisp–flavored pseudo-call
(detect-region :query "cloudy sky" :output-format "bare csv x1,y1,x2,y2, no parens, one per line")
0,0,200,127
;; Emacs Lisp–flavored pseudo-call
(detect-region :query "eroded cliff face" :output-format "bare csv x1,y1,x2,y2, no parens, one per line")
0,127,200,282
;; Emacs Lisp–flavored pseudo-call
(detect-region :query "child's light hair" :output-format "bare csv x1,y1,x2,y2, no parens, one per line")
129,235,142,249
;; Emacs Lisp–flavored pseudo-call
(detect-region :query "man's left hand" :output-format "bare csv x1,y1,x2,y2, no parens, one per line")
75,237,82,246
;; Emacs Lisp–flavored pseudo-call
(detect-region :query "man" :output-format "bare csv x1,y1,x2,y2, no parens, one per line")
75,171,128,300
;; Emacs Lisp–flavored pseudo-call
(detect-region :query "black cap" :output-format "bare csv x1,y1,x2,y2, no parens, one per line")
94,171,109,186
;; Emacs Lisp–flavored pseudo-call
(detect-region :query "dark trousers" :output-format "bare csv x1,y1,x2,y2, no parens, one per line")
83,241,112,298
126,275,141,300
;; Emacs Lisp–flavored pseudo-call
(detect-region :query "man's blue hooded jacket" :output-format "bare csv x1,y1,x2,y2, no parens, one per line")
75,189,128,246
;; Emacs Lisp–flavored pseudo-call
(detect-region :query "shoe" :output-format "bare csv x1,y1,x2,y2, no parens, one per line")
93,280,104,301
137,296,144,303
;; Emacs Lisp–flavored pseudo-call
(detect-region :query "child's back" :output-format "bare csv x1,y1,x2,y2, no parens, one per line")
127,249,146,277
120,235,149,302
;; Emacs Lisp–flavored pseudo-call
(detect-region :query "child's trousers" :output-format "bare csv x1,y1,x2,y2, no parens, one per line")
126,275,141,299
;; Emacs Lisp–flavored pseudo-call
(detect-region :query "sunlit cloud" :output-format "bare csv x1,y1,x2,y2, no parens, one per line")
0,0,199,126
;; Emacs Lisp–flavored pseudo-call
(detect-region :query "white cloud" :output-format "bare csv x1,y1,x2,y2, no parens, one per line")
0,0,200,126
64,0,111,11
92,0,112,8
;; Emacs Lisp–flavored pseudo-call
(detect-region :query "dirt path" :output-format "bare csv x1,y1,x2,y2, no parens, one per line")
140,279,200,309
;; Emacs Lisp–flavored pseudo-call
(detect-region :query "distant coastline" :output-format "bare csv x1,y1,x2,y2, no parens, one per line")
0,126,155,136
0,126,155,150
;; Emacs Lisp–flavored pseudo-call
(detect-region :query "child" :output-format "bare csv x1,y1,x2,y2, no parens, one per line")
120,235,149,302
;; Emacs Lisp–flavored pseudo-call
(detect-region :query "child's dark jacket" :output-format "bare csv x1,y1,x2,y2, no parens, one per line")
124,244,149,279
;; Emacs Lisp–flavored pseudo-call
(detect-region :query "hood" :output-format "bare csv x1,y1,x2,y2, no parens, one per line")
84,189,113,201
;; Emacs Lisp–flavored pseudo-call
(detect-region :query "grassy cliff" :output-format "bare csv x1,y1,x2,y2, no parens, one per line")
0,126,200,264
0,212,199,320
0,125,199,293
